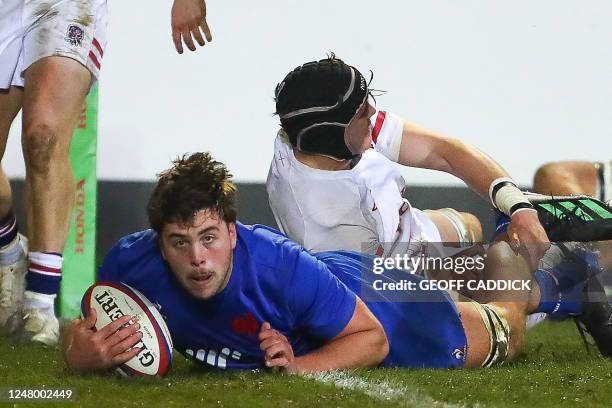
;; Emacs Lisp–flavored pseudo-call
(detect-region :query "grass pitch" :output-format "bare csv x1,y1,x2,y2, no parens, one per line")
1,321,611,408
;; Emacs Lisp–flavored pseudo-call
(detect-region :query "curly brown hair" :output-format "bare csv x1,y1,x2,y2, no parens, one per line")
147,152,237,233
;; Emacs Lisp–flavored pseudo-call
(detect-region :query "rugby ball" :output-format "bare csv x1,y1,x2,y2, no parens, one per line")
81,281,173,377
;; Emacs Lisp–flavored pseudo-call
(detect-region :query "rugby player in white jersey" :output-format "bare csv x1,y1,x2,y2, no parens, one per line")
267,56,549,272
0,0,212,345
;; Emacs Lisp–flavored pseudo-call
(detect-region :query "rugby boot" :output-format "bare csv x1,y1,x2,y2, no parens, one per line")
560,245,612,357
20,291,59,346
0,234,28,334
576,271,612,357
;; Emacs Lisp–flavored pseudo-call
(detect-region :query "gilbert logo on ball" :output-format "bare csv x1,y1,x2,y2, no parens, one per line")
81,282,173,377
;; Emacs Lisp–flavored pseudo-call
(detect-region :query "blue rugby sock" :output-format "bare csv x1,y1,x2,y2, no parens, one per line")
491,210,511,241
534,270,580,315
533,249,599,316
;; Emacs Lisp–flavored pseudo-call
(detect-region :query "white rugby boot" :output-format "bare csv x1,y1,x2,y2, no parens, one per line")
0,234,28,334
21,291,59,346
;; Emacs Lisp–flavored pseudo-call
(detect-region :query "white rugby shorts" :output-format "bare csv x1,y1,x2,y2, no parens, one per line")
0,0,108,89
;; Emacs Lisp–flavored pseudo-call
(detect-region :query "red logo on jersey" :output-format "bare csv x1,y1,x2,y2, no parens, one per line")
232,313,259,337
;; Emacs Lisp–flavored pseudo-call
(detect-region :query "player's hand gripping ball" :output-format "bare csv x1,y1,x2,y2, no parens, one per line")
81,282,173,377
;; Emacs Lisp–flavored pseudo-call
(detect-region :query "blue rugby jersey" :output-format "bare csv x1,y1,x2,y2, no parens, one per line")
99,223,467,370
98,223,357,370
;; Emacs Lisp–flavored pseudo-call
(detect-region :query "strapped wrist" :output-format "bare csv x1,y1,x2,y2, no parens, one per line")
489,177,534,216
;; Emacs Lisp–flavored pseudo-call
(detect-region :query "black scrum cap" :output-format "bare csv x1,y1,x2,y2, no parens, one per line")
275,57,368,160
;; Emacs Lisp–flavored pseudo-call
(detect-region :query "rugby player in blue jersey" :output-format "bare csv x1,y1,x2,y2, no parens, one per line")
62,153,612,373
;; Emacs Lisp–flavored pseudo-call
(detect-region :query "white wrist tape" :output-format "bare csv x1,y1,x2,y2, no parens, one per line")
489,177,534,216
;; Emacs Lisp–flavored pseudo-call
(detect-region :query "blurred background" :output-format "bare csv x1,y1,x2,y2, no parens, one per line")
4,0,612,253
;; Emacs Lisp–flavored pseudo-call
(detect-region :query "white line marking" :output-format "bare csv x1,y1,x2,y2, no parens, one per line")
306,370,476,408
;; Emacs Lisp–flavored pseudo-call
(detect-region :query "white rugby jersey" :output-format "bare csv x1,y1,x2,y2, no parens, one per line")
266,110,442,257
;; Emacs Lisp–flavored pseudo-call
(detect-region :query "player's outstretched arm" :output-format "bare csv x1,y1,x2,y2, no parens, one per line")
62,309,142,373
396,121,549,267
171,0,212,54
259,298,388,374
396,121,512,202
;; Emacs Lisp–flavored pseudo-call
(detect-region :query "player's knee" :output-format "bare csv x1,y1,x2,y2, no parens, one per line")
506,318,526,361
22,121,61,174
487,241,524,268
533,162,569,194
489,241,533,279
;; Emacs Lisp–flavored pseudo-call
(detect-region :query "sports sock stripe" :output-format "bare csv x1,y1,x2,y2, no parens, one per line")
29,262,62,276
25,252,63,296
0,211,18,248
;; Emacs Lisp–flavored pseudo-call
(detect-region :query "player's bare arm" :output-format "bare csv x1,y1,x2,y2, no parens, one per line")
397,121,549,268
63,309,142,373
171,0,212,54
396,121,507,196
259,298,388,374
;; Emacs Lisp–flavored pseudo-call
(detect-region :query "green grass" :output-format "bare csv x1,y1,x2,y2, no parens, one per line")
1,321,611,408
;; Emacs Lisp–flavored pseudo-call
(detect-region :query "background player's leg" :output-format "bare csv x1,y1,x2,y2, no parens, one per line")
0,86,26,333
533,161,598,197
20,56,91,344
0,87,23,215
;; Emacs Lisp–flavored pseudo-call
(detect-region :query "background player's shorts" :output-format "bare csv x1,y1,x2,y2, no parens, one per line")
315,250,468,368
0,0,108,89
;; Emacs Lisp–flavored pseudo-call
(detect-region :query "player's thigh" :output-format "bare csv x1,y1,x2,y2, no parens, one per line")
0,86,23,158
424,208,481,244
0,1,24,156
20,0,106,151
424,209,460,242
534,161,598,196
21,57,90,153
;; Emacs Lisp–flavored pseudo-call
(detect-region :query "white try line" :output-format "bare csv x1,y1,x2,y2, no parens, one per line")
306,370,477,408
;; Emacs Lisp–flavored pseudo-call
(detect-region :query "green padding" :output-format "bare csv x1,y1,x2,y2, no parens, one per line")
60,84,98,318
579,199,612,220
538,203,561,217
558,201,594,221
